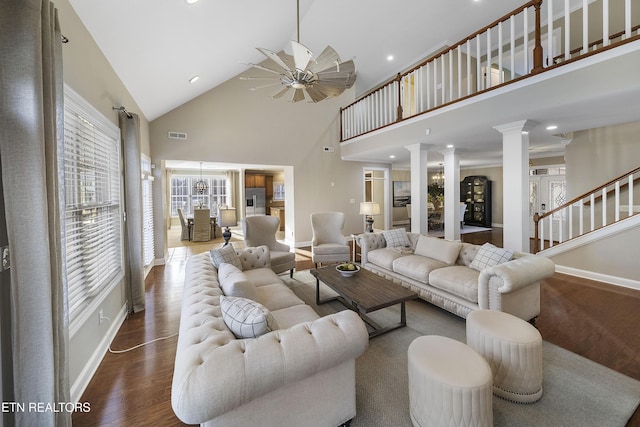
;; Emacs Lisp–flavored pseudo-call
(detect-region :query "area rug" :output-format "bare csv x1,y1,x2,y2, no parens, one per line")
282,270,640,427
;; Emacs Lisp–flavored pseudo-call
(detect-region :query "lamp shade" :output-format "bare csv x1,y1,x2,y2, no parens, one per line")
359,202,381,216
218,208,237,228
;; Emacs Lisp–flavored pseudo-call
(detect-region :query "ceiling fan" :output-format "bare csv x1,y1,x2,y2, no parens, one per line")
240,0,356,103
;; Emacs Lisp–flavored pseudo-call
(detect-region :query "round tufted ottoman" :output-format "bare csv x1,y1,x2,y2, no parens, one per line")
466,309,543,403
408,336,493,427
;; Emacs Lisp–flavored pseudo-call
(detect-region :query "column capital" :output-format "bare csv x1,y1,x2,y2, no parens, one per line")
493,119,539,135
439,147,457,156
404,142,432,153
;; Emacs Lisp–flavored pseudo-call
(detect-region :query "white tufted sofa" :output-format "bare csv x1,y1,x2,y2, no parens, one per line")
358,232,555,322
171,247,369,427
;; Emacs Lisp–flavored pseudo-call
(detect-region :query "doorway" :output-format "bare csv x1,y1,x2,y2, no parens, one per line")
529,167,567,239
364,168,389,231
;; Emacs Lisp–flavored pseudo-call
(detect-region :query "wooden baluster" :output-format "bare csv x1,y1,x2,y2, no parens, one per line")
547,0,554,65
457,47,462,99
548,216,553,247
583,0,589,54
524,6,530,71
590,193,595,231
532,0,544,73
579,199,584,235
615,181,620,222
603,0,609,47
564,0,571,61
510,15,515,81
466,40,471,96
498,21,504,84
396,73,402,121
602,187,607,227
629,175,634,216
568,204,573,239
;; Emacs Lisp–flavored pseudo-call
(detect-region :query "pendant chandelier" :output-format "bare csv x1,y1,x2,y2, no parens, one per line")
194,162,208,195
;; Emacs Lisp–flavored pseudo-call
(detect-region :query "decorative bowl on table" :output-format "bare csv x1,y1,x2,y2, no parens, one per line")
336,263,360,277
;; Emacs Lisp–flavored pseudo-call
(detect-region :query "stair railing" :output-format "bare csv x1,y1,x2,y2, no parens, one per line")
533,166,640,253
340,0,640,142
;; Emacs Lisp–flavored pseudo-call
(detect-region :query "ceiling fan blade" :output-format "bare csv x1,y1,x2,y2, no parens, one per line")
304,86,329,103
250,82,284,91
257,47,294,74
291,89,305,103
272,87,290,99
290,41,313,72
239,76,281,81
241,62,284,75
308,45,340,73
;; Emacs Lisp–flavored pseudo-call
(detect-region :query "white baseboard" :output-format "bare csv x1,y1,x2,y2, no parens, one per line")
555,265,640,291
71,304,128,403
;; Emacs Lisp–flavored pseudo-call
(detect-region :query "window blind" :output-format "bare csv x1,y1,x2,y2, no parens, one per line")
141,157,155,267
63,86,123,331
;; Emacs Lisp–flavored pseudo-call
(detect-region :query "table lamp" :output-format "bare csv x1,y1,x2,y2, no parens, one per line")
360,202,380,233
218,208,237,246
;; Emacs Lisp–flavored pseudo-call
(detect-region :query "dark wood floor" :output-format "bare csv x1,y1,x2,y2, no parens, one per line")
73,230,640,426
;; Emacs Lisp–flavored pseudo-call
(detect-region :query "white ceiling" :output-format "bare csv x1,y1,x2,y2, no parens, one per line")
68,0,639,170
68,0,529,121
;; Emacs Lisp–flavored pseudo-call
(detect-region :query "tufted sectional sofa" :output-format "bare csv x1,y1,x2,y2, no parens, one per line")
358,232,555,322
171,246,369,427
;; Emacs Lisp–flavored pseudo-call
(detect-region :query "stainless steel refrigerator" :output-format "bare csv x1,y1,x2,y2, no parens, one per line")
245,188,266,216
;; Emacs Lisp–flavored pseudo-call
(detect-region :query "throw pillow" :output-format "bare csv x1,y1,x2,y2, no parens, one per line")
414,235,462,265
383,228,411,248
218,263,258,300
210,244,242,270
219,296,278,339
470,243,514,271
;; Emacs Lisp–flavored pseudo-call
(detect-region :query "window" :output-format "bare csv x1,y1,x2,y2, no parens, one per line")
63,86,124,333
170,174,227,215
142,156,155,268
273,182,285,201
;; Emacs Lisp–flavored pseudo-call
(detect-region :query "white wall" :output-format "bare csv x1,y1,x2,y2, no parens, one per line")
149,66,388,251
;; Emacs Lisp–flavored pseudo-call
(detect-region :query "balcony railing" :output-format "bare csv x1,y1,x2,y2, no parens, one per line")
340,0,640,142
533,166,640,253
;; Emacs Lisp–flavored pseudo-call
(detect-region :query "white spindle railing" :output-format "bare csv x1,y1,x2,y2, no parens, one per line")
341,0,639,141
534,167,640,253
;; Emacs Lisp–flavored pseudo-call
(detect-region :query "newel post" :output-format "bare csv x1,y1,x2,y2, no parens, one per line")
532,0,544,73
533,212,540,253
396,73,403,121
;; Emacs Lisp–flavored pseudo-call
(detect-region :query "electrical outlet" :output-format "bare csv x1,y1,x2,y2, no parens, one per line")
98,309,104,324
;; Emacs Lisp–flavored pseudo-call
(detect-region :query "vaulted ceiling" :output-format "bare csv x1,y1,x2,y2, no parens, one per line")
68,0,528,121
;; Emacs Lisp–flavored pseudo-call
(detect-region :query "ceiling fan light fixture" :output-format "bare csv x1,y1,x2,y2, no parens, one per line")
242,0,356,103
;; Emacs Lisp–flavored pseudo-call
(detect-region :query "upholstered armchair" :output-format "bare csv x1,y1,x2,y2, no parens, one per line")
192,209,211,242
177,208,190,240
242,215,295,277
310,212,350,267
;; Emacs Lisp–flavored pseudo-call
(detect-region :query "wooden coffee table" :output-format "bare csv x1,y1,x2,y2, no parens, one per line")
310,266,418,338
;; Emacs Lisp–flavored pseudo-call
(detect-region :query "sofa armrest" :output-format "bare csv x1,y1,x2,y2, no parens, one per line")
479,255,555,294
357,232,386,265
171,310,369,424
270,241,291,253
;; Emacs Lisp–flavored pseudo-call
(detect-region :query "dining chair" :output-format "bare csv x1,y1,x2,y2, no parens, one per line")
310,212,350,268
177,208,190,240
242,215,295,277
192,208,211,242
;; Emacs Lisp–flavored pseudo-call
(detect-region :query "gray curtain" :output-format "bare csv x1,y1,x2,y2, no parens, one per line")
120,112,146,313
0,0,71,425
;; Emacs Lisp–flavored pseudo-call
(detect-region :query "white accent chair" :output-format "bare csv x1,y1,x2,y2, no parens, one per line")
192,208,211,242
242,215,296,277
310,212,350,268
177,208,190,240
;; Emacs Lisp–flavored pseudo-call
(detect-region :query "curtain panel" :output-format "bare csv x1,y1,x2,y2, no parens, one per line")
0,0,71,425
119,112,146,313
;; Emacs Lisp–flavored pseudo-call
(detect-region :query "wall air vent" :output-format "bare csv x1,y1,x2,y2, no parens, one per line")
168,131,188,140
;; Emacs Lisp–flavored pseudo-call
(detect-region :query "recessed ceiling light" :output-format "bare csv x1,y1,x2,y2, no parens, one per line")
446,144,454,148
186,0,199,4
389,155,396,159
546,125,558,130
387,55,394,61
189,75,200,83
522,131,529,135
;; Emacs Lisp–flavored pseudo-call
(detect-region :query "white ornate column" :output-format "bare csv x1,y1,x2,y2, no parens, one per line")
405,143,430,235
494,120,537,252
441,147,460,241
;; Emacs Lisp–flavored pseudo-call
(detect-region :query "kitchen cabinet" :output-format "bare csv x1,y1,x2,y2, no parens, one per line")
245,174,266,188
270,207,285,231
